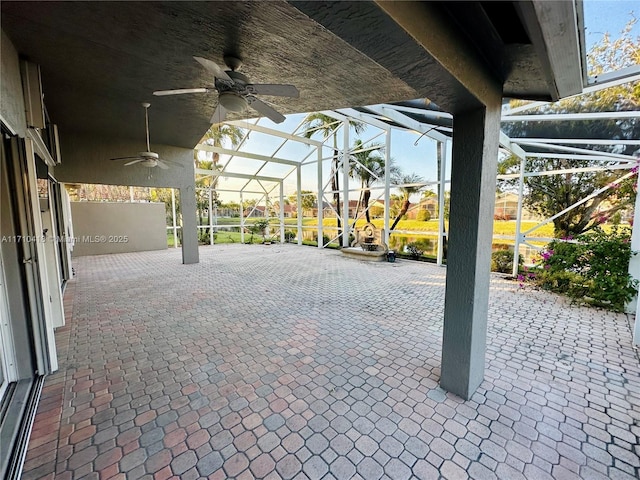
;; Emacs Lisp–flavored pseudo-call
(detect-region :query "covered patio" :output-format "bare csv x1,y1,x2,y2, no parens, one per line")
23,245,640,479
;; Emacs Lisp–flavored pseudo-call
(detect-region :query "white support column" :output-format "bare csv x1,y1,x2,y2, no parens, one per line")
635,291,640,346
627,185,640,345
317,146,324,248
240,191,245,244
441,104,501,400
342,119,350,247
208,185,214,245
297,166,303,246
384,129,391,246
171,188,178,249
512,158,526,276
437,141,447,266
279,181,285,244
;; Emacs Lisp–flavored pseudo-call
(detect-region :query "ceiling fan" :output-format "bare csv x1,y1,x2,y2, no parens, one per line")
153,55,299,124
110,103,182,170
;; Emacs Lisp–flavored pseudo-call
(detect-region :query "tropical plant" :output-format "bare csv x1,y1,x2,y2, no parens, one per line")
491,249,522,273
390,172,426,230
198,124,245,168
533,227,637,312
194,159,217,225
150,187,180,225
302,113,365,240
197,124,245,216
246,218,269,243
349,139,398,222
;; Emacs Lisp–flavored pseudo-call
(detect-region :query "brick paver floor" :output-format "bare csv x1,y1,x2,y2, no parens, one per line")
22,244,640,479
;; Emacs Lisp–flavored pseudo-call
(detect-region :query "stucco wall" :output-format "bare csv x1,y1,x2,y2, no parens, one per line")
70,202,167,256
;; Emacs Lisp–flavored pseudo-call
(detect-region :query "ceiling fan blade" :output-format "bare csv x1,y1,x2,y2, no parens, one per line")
194,56,232,82
110,156,140,161
158,159,184,168
124,159,143,166
210,104,227,124
153,88,209,96
246,96,286,124
246,84,299,98
156,160,170,170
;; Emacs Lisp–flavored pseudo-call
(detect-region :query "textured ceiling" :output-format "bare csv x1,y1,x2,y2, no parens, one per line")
1,1,419,148
2,1,581,151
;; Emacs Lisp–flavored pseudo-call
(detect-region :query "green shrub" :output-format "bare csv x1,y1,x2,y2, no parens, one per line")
611,211,622,225
405,242,424,259
417,210,431,222
198,229,216,244
246,218,269,243
491,249,522,273
284,230,296,242
534,227,637,312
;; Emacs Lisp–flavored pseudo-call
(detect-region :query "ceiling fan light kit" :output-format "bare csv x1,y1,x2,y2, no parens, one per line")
153,55,299,124
219,92,248,112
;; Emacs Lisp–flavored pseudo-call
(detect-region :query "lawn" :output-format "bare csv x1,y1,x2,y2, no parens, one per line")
282,217,557,240
175,218,628,249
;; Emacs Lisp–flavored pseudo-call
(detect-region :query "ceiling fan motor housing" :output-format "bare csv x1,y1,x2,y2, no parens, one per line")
228,70,248,86
140,159,158,168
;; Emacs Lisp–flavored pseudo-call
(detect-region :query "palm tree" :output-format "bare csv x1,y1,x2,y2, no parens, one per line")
390,172,426,230
349,140,397,223
199,124,244,168
194,125,243,237
301,113,365,239
196,124,244,220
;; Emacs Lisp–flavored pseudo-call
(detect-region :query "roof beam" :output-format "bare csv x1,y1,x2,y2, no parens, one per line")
524,153,638,162
195,144,299,166
589,64,640,87
502,112,639,122
195,168,280,183
502,71,640,116
225,120,323,147
511,138,640,146
513,140,638,161
385,105,453,120
365,105,450,143
498,163,632,179
499,132,527,160
333,108,392,131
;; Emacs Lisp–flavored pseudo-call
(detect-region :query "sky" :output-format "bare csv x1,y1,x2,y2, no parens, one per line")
210,1,637,206
583,0,638,51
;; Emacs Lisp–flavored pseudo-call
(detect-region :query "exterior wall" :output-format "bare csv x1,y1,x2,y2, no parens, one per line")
406,199,438,220
70,202,167,256
0,30,27,137
55,133,195,189
494,194,540,221
55,132,199,264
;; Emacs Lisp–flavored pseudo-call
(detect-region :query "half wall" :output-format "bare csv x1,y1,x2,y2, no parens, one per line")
70,202,167,256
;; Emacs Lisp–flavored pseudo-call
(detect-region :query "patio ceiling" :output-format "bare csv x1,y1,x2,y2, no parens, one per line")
1,1,583,151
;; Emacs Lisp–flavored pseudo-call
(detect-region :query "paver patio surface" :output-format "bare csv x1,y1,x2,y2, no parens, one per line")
21,244,640,479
